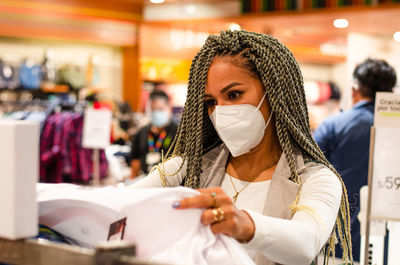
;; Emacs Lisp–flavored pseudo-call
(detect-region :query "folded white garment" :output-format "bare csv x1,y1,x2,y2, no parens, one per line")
37,183,255,265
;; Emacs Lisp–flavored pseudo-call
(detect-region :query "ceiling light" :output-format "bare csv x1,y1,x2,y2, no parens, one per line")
394,31,400,42
229,23,241,31
184,5,197,15
150,0,164,4
283,29,295,37
333,18,349,29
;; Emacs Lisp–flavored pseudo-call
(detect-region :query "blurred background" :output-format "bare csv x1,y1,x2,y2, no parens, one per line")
0,0,399,183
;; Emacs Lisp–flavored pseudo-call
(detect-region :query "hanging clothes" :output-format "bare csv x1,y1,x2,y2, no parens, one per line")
40,111,108,183
0,60,19,90
19,60,41,90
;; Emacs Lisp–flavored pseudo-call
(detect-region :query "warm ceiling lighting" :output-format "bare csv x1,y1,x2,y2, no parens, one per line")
184,4,197,15
394,31,400,42
150,0,164,3
333,18,349,29
229,23,241,31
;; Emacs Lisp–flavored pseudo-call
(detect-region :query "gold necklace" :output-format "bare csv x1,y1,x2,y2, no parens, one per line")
229,174,253,203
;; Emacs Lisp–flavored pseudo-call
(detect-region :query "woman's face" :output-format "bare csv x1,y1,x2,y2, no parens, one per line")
204,57,271,121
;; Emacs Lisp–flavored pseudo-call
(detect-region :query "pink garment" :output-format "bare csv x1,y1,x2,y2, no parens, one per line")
39,112,107,183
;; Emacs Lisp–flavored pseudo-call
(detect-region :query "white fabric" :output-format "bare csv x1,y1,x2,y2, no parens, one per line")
129,158,342,265
37,184,255,265
220,173,270,213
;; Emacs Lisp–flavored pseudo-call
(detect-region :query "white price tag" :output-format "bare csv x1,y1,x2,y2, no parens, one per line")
370,127,400,221
82,108,112,149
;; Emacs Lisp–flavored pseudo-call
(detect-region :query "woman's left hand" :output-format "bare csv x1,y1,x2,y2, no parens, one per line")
173,187,255,243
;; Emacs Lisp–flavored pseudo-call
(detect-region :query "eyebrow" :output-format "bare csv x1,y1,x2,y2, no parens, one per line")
204,82,243,98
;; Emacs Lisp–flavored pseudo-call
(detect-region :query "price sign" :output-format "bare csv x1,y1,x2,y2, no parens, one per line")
370,127,400,221
376,177,400,190
374,92,400,127
82,108,112,149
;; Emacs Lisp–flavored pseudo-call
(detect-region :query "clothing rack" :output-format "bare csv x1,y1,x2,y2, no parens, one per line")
0,96,85,117
39,106,108,184
0,98,48,112
0,237,170,265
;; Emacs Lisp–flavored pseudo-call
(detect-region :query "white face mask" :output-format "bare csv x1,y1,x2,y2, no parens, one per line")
209,91,273,157
151,110,170,128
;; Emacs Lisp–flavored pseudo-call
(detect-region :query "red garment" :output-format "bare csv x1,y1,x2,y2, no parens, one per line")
40,112,108,183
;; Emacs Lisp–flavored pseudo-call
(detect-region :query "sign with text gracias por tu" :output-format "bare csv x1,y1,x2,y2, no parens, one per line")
371,92,400,221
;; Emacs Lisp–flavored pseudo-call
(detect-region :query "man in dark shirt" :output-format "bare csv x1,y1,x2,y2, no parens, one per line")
130,90,178,178
313,58,397,262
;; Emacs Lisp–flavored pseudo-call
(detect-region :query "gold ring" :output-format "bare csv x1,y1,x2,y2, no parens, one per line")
210,192,217,208
211,207,225,222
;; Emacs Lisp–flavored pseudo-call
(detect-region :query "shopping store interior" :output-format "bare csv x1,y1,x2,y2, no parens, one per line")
1,1,400,265
0,0,399,181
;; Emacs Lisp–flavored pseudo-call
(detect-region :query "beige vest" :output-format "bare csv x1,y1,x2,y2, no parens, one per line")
199,144,324,265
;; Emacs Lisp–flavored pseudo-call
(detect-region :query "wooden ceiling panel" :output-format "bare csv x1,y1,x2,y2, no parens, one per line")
143,4,400,63
235,6,400,43
13,0,144,13
0,0,141,45
0,0,143,22
145,5,400,39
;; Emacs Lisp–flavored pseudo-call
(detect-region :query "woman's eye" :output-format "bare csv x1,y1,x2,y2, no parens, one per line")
227,91,242,100
205,99,216,108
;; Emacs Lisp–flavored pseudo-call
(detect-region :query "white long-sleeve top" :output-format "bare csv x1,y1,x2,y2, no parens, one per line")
129,157,342,265
221,174,270,213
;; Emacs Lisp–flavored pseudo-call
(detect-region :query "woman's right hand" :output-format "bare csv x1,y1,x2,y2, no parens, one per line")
173,187,255,243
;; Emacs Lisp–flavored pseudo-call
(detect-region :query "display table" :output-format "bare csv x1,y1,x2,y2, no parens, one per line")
0,237,169,265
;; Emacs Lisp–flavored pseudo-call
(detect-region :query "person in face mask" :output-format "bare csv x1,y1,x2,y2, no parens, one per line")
130,90,178,179
129,30,353,265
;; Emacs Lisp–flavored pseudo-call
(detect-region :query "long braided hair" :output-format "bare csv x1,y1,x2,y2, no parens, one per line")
165,30,352,263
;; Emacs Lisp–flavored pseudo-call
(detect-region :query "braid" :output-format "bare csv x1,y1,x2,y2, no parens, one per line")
166,30,352,264
171,39,219,187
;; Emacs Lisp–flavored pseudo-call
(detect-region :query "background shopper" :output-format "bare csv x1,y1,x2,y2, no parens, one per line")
313,58,397,262
130,90,177,178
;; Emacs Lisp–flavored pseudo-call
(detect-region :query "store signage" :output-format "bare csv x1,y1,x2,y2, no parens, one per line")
370,92,400,221
82,108,112,149
370,127,400,221
169,29,208,50
374,92,400,127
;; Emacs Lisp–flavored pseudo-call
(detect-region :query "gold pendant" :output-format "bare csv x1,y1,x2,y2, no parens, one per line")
233,193,238,203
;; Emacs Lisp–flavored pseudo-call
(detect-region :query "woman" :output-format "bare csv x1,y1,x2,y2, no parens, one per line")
131,30,353,265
